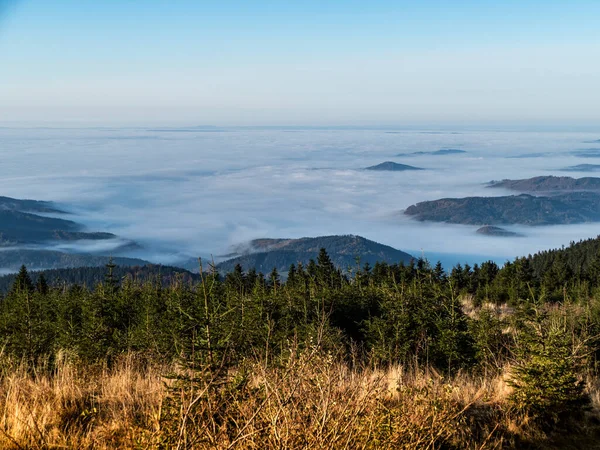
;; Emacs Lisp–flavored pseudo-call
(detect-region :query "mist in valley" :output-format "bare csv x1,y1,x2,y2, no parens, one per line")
2,126,600,271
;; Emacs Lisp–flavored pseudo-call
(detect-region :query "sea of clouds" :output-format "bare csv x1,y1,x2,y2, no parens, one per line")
1,126,600,269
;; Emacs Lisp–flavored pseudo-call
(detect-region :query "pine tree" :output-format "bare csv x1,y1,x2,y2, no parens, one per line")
433,261,445,282
104,257,118,297
36,273,49,295
11,265,34,294
225,263,245,295
307,259,317,279
508,307,590,425
316,248,335,288
287,264,297,287
246,267,258,291
269,267,280,294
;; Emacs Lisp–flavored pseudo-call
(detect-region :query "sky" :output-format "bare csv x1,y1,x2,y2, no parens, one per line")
1,0,599,126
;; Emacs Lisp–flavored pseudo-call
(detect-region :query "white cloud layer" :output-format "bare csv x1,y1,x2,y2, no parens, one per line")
1,127,600,268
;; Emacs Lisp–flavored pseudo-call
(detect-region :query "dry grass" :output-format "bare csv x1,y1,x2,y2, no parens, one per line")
0,352,164,449
0,350,599,449
461,296,513,321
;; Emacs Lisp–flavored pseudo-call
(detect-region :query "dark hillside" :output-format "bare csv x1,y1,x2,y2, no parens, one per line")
364,161,423,171
488,176,600,193
218,235,413,273
0,264,199,293
0,250,150,272
405,192,600,225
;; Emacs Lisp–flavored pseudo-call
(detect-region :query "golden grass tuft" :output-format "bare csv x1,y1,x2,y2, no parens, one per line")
0,353,164,449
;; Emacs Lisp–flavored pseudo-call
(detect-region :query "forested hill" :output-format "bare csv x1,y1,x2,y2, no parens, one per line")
217,235,413,273
0,250,150,272
396,149,466,156
0,264,199,293
525,235,600,278
6,234,600,302
0,194,145,273
404,192,600,225
488,175,600,193
0,196,65,213
0,195,118,244
364,162,423,171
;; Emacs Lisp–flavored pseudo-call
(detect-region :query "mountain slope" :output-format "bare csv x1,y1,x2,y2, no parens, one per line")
397,149,466,157
526,235,600,278
217,235,414,273
0,210,117,244
0,250,151,272
0,196,118,246
405,192,600,225
364,162,423,171
562,165,600,172
476,226,523,237
0,264,199,293
0,195,140,271
488,176,600,193
0,196,65,214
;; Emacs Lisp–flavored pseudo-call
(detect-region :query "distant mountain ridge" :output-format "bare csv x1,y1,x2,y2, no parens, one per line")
476,226,523,237
405,192,600,226
0,264,199,293
396,149,466,157
0,195,142,272
488,176,600,193
572,149,600,158
364,162,423,171
0,196,118,246
0,250,150,272
217,235,414,273
0,196,65,214
0,210,117,245
562,165,600,172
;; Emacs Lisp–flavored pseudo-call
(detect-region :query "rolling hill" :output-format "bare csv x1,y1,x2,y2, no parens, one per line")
488,176,600,193
475,225,523,237
562,165,600,172
0,196,118,246
217,235,414,273
396,149,466,157
405,192,600,226
0,250,151,272
364,162,423,171
0,195,144,272
0,264,199,293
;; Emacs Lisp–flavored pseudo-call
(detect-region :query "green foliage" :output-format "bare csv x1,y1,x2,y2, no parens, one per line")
508,306,590,424
215,235,412,275
468,306,509,369
0,264,200,294
11,265,34,294
3,242,600,390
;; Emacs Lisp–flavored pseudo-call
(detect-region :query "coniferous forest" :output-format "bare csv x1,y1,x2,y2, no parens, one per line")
3,238,600,447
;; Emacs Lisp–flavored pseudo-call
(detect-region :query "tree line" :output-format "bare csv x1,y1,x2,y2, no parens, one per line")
3,238,600,424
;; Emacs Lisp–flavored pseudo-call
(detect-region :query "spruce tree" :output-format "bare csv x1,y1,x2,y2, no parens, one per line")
104,257,118,297
508,308,590,425
287,264,297,287
11,265,34,294
36,273,49,295
269,267,280,293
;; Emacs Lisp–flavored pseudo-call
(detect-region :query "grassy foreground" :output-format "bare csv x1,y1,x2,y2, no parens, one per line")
1,350,600,449
5,248,600,448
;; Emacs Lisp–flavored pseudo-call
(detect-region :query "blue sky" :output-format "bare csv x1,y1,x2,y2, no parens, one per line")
1,0,599,126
